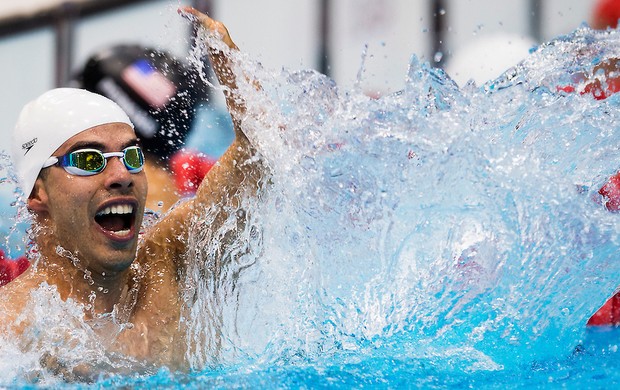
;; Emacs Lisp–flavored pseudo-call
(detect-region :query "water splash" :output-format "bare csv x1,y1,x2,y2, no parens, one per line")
2,24,620,386
182,25,620,372
0,151,30,258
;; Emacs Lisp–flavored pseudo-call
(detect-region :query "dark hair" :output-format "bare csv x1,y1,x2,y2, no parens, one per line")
78,45,203,160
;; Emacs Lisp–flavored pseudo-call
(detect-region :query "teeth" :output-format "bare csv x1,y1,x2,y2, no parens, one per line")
109,229,131,237
96,204,134,216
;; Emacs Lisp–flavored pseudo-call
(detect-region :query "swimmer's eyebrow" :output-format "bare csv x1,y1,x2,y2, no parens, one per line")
66,139,140,153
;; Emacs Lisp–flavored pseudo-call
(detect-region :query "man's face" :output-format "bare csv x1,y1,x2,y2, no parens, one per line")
32,123,148,275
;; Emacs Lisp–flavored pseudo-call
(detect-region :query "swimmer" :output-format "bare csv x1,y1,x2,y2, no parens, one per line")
0,7,262,379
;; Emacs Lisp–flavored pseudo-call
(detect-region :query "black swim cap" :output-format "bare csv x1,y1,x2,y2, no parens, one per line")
78,45,203,160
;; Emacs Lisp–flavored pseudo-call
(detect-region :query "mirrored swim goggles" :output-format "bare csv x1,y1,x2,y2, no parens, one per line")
42,146,145,176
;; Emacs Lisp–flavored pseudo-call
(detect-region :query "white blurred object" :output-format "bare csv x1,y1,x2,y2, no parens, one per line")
0,0,92,18
445,33,537,87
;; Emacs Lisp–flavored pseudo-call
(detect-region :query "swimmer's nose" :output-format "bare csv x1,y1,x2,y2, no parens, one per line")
104,155,134,190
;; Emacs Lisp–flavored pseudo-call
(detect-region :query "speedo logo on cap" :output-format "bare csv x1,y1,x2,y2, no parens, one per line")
22,138,38,155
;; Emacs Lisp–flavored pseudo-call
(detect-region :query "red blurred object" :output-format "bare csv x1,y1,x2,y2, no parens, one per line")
0,249,29,287
588,171,620,326
556,85,576,94
599,171,620,211
581,76,620,100
557,75,620,100
588,292,620,326
169,150,216,195
592,0,620,29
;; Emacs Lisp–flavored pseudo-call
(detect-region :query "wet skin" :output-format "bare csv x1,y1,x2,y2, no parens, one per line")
29,123,148,278
1,6,264,376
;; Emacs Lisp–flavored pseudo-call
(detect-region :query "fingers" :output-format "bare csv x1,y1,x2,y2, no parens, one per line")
177,6,219,34
177,6,205,24
177,6,236,49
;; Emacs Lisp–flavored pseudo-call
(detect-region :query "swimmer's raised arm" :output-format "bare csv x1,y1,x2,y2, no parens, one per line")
128,11,265,351
179,6,246,125
179,6,264,209
138,8,265,276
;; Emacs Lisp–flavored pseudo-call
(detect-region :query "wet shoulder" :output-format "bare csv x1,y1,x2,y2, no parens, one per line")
0,268,46,332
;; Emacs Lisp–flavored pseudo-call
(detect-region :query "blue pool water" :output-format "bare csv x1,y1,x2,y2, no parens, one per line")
2,24,620,388
76,328,618,389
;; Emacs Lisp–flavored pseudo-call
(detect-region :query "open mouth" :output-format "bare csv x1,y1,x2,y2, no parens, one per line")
95,203,135,237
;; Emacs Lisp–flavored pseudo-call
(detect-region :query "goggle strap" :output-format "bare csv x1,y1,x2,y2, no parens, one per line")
42,156,59,168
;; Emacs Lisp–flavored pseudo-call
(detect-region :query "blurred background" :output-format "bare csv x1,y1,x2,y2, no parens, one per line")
0,0,604,151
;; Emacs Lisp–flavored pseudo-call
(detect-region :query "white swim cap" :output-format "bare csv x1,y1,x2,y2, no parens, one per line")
11,88,134,197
